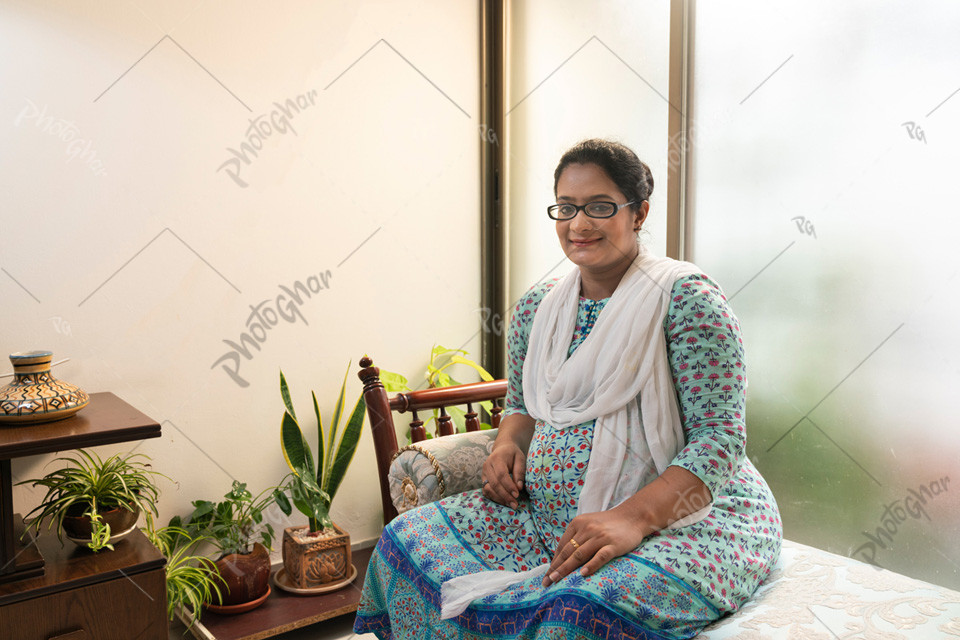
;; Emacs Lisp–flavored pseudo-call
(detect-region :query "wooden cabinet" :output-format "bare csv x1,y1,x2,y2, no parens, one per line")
2,571,164,639
0,527,167,639
0,393,167,639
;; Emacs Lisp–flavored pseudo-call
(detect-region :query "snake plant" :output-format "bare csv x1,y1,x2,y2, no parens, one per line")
278,363,365,533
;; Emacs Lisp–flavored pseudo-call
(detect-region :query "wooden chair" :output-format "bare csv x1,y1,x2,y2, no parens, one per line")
357,355,507,523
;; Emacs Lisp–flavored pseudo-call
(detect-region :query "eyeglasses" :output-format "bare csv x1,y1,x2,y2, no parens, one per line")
546,201,638,221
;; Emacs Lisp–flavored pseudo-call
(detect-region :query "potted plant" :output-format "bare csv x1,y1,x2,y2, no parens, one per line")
276,363,365,590
19,449,164,552
379,344,496,437
170,480,284,610
144,524,222,630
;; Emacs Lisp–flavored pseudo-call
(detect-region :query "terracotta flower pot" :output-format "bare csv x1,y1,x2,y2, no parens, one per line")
62,503,140,542
282,523,351,589
213,542,271,606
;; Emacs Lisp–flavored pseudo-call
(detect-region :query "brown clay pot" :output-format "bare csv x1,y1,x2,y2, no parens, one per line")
62,503,139,540
282,523,351,589
213,542,271,606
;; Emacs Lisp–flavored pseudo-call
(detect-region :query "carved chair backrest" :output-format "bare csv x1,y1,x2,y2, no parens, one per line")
357,356,507,523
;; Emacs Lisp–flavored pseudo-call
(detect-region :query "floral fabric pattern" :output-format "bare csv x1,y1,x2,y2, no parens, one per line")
356,273,783,639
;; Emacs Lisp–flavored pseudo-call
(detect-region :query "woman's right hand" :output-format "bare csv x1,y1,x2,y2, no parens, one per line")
482,441,526,509
482,442,526,508
482,413,535,508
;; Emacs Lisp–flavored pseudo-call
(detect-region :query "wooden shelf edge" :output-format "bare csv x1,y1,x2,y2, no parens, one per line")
0,392,162,459
188,547,373,640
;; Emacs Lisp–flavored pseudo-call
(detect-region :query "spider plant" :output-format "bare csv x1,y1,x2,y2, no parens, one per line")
144,525,221,629
19,449,165,551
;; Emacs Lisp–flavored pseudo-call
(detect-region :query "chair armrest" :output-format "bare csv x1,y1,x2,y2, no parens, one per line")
388,430,498,515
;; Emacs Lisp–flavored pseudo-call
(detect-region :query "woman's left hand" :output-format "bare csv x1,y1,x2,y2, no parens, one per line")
542,506,650,587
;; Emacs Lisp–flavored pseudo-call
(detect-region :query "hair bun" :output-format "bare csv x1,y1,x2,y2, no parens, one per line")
640,160,654,200
554,139,654,204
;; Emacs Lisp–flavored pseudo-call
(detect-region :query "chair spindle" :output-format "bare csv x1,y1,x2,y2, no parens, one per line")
491,404,502,429
464,403,480,432
437,406,454,437
410,410,425,443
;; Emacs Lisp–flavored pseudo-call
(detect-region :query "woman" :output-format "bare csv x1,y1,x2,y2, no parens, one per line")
355,139,781,640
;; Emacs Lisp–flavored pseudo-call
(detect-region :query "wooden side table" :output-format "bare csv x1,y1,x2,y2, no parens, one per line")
0,392,167,639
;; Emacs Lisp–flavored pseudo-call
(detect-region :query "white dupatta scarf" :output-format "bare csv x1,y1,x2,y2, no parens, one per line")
440,250,712,619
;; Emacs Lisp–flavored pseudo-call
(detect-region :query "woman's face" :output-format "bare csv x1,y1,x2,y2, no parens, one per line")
554,162,647,276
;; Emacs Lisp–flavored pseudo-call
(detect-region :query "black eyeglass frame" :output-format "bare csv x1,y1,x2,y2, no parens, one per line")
546,200,641,221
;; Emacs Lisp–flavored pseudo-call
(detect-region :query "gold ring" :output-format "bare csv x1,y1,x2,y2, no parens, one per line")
569,538,580,550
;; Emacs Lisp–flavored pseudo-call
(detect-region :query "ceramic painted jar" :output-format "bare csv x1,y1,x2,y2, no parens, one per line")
0,351,89,424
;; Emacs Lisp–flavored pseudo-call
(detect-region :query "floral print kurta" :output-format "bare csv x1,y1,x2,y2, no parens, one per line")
355,274,782,640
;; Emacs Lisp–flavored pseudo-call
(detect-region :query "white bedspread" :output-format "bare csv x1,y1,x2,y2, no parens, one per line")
699,539,960,639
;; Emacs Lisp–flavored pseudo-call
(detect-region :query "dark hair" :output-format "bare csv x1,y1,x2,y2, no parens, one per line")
553,139,654,206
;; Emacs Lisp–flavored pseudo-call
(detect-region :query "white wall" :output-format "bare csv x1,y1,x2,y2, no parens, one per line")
505,0,671,305
1,0,481,550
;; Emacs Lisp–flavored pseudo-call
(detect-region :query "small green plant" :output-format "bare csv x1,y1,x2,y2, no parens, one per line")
19,449,165,551
87,511,113,552
170,480,285,556
144,525,222,629
278,362,365,533
380,344,496,437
